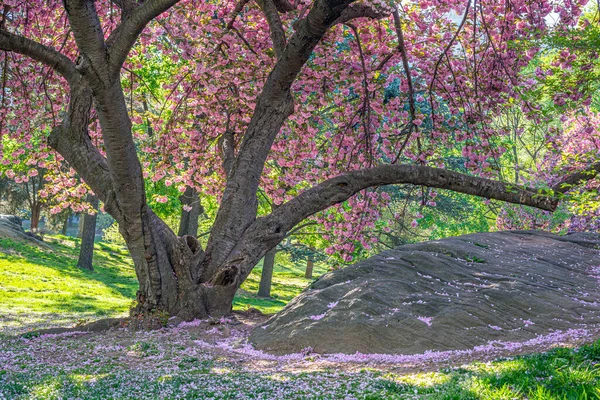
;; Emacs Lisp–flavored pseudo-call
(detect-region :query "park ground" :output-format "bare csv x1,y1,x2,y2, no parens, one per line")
1,236,599,399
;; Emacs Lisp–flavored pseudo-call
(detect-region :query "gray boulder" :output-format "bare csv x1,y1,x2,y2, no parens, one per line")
0,214,46,245
250,231,600,355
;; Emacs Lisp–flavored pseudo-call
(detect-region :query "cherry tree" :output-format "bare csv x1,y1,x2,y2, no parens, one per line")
0,0,593,320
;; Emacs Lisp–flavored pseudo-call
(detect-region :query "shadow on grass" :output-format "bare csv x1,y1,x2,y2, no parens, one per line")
0,237,137,310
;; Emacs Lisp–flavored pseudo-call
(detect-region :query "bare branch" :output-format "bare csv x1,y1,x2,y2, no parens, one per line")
226,0,252,30
0,29,78,85
428,0,470,125
391,9,417,162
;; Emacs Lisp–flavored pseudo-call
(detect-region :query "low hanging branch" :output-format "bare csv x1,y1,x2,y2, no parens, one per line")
209,164,558,286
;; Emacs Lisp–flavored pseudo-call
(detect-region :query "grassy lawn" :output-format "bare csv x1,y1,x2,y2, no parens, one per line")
1,236,600,399
0,236,325,332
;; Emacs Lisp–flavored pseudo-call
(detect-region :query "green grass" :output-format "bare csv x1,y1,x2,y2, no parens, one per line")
0,236,327,330
373,343,600,399
0,336,599,399
0,236,137,332
236,252,327,314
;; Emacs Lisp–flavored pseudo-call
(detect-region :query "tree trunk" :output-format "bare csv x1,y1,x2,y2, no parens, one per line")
77,213,84,238
123,208,240,320
305,250,314,279
257,248,276,298
77,194,98,270
178,186,202,238
61,211,71,236
30,201,42,232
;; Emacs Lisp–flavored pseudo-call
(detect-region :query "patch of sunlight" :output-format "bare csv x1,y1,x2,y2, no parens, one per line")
482,358,529,375
211,367,233,375
158,375,173,383
397,371,452,388
70,373,106,384
468,380,523,400
266,373,289,382
31,378,62,398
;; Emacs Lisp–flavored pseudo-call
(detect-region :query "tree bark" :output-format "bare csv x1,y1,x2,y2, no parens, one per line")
178,186,202,237
61,211,71,236
305,250,314,279
77,194,98,271
257,248,277,298
30,201,41,232
126,208,237,319
77,214,84,239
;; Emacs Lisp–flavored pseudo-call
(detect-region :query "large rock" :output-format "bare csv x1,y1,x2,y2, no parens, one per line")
0,214,46,246
250,231,600,355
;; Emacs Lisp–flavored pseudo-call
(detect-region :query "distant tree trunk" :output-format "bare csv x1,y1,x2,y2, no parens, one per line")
77,194,98,271
305,250,314,279
257,248,277,298
30,201,42,232
178,186,202,238
77,213,84,239
61,211,71,236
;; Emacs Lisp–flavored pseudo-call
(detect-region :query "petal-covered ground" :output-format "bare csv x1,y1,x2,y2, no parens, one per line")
2,312,600,399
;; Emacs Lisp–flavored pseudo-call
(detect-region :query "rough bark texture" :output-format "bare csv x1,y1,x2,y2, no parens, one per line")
178,186,202,238
305,251,314,279
29,202,41,232
257,248,277,298
77,194,98,271
61,212,70,236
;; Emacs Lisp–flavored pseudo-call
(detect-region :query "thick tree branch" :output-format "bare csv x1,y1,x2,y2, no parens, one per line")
47,80,117,218
208,164,558,287
0,29,78,85
204,0,356,272
64,0,111,86
333,3,390,25
218,130,235,177
553,161,600,193
268,165,557,229
111,0,139,16
107,0,181,78
272,0,295,13
257,0,287,59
